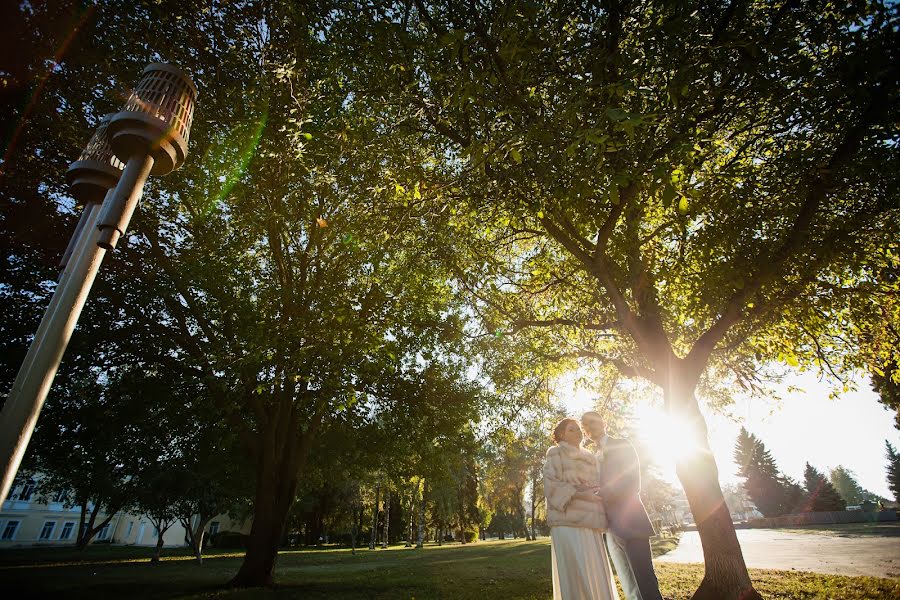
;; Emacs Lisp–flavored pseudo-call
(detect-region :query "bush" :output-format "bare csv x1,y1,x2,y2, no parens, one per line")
210,531,249,549
463,529,478,543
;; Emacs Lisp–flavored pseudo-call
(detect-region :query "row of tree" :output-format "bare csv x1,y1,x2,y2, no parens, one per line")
3,2,898,598
734,427,894,518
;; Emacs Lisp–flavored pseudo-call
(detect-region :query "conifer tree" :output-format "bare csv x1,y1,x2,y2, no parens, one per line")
802,463,846,512
885,441,900,503
733,428,797,517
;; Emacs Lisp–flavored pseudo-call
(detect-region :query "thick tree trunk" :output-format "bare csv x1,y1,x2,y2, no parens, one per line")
671,381,762,600
230,471,297,586
230,425,306,587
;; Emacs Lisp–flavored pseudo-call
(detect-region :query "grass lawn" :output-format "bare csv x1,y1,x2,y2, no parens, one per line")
2,538,897,599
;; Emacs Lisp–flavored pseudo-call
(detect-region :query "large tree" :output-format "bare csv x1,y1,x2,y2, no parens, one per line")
3,1,480,586
333,2,900,597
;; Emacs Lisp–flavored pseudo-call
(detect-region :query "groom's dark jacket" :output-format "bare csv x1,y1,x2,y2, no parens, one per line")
596,436,655,540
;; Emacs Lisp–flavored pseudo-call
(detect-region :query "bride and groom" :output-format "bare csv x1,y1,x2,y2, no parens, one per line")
543,411,663,600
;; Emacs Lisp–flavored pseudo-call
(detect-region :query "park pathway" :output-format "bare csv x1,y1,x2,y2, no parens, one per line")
656,528,900,578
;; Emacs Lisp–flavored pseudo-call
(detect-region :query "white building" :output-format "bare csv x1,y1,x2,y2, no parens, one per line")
1,477,249,548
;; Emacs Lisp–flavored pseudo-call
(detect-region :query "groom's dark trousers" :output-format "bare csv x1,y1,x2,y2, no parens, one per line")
597,436,663,600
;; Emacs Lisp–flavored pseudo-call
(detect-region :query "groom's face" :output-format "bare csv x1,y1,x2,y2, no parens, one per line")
582,415,605,441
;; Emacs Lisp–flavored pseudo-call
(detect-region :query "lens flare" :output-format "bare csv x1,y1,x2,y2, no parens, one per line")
197,107,268,218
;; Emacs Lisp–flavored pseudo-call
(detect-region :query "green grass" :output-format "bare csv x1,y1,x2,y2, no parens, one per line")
2,538,897,599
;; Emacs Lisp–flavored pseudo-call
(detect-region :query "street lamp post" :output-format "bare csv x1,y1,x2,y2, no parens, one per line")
0,63,197,504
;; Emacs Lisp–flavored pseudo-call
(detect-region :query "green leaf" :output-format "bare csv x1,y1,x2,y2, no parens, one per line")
510,148,522,163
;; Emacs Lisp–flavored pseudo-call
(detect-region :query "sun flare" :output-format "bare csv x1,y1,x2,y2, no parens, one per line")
634,404,704,466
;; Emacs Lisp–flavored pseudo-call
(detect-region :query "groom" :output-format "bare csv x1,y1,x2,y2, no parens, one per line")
581,411,663,600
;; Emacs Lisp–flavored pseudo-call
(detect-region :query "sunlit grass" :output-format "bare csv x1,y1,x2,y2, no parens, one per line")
2,538,897,599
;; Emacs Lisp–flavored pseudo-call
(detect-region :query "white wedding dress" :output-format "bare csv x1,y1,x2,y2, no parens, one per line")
551,525,619,599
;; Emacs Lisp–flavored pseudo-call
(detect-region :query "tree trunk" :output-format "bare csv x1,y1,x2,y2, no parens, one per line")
230,438,302,587
530,477,537,540
416,480,426,548
406,481,416,547
670,381,762,600
351,501,362,555
75,501,89,549
382,487,391,548
194,529,206,564
151,523,166,563
181,513,211,564
230,473,297,586
75,500,105,550
369,482,380,550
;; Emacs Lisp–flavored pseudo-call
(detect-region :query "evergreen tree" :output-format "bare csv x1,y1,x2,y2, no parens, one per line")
801,463,846,512
885,441,900,503
830,466,884,505
733,428,794,517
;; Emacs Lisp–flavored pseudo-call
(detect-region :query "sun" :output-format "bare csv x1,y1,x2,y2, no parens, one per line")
633,403,705,472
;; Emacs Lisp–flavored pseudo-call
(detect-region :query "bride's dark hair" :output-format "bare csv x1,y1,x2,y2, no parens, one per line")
552,418,579,444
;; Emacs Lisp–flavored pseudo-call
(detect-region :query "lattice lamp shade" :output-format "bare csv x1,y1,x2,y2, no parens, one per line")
108,63,198,175
65,114,125,204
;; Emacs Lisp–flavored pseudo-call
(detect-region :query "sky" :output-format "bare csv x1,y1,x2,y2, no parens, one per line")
562,369,900,500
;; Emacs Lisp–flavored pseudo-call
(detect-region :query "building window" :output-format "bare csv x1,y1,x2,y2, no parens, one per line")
18,480,36,501
59,522,75,540
96,522,111,540
125,521,134,538
1,520,20,540
39,521,56,540
208,521,220,536
52,489,68,503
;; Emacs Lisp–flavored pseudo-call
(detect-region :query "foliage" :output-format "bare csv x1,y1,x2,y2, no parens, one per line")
734,427,798,517
801,463,846,512
872,360,900,430
829,465,885,506
886,441,900,503
331,3,899,593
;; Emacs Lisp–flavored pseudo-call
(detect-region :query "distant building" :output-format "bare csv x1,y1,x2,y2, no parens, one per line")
0,477,249,548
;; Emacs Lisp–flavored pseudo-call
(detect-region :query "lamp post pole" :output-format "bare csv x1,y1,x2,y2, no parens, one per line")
0,64,197,504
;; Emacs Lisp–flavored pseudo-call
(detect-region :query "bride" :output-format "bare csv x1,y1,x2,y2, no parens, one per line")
544,418,620,599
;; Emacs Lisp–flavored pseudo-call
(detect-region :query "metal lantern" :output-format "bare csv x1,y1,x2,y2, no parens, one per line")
65,114,125,202
0,61,199,506
60,114,124,268
108,63,198,175
97,63,197,249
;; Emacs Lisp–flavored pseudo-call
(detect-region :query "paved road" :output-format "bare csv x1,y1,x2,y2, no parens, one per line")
656,529,900,578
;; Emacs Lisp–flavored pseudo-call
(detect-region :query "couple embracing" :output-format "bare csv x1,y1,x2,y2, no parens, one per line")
543,411,663,600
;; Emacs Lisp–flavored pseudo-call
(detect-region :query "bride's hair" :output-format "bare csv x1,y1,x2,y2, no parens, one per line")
552,418,579,444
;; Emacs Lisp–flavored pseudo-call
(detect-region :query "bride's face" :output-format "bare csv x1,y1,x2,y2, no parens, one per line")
561,421,583,446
